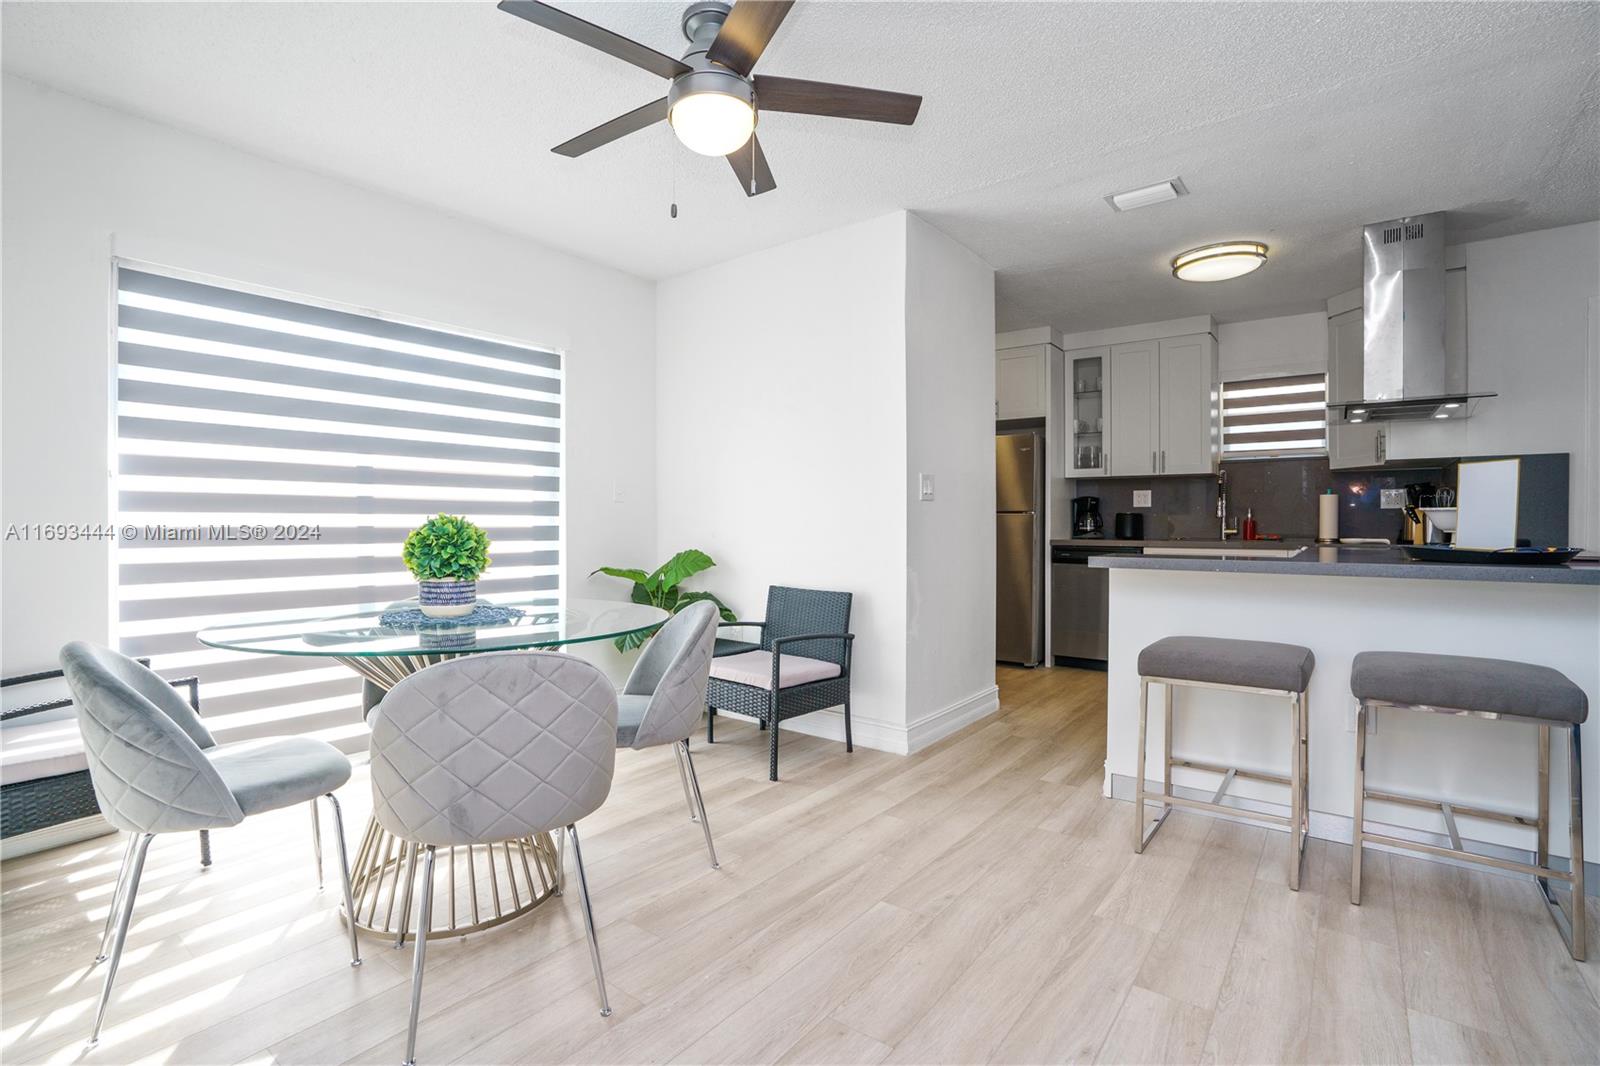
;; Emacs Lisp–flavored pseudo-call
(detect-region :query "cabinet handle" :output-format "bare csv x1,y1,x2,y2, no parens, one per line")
1151,451,1156,473
1161,450,1166,472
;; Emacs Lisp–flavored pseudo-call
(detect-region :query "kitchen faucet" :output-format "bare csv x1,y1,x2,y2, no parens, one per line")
1217,470,1237,540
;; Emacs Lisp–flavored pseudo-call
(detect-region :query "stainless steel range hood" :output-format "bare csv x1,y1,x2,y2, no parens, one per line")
1328,212,1493,424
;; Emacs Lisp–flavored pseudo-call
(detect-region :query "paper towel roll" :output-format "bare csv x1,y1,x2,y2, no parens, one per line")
1318,493,1339,544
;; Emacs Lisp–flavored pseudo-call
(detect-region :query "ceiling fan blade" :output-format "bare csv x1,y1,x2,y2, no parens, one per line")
498,1,691,80
726,134,777,197
552,98,668,157
754,75,921,124
705,1,794,77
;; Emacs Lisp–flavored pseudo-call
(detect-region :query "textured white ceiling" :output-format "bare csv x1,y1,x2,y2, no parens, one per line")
4,2,1597,332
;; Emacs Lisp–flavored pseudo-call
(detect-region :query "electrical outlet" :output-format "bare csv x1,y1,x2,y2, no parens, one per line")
919,473,935,501
1380,488,1406,510
1133,490,1152,508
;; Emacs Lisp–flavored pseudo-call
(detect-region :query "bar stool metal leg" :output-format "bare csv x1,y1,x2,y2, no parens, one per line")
1351,700,1367,905
1537,722,1586,961
1289,691,1304,891
1162,684,1174,812
1134,678,1150,853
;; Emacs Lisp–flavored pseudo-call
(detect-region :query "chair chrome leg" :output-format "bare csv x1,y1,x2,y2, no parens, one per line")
198,829,212,868
89,832,153,1046
682,740,719,869
402,845,437,1066
323,793,362,967
674,741,699,822
310,799,324,890
566,823,612,1017
1351,701,1367,906
96,834,137,964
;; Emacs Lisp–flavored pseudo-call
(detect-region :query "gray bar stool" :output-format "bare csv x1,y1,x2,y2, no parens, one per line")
1134,636,1316,889
1351,651,1587,960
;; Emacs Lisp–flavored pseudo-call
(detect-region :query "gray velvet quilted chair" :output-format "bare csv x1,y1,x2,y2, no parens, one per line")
369,651,618,1066
618,601,719,867
58,642,361,1047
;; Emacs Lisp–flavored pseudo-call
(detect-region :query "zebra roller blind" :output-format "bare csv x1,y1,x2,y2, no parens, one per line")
1220,372,1328,458
115,266,561,750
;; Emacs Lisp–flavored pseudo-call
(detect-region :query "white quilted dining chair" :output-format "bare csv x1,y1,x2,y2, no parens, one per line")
368,650,618,1066
616,601,720,867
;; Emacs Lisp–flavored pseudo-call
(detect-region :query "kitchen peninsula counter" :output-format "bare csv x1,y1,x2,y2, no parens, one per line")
1089,545,1600,585
1097,546,1598,867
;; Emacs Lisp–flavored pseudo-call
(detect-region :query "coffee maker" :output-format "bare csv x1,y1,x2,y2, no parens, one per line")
1072,496,1103,538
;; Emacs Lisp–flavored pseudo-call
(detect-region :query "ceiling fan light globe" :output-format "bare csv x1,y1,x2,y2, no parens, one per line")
670,92,755,156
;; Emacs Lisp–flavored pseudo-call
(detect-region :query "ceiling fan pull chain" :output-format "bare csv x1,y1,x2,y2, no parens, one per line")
670,124,679,219
749,137,756,196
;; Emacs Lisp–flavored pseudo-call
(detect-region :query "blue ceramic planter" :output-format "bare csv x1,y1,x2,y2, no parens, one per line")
418,578,477,618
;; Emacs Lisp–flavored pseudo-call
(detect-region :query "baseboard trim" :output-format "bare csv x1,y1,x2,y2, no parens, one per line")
714,685,1001,758
905,685,1001,754
1,813,116,861
1106,771,1599,896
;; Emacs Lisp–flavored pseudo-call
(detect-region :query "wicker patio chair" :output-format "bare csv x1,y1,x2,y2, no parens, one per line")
705,586,854,781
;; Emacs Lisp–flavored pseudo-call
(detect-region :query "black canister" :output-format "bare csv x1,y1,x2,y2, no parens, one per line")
1114,512,1144,540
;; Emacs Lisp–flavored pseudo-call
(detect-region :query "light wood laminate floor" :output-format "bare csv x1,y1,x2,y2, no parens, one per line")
3,666,1597,1065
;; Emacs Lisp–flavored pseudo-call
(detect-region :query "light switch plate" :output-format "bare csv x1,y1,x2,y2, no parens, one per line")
1133,490,1152,508
1380,488,1405,510
919,473,935,501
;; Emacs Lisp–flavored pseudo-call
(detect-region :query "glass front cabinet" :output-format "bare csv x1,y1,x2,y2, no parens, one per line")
1064,345,1109,477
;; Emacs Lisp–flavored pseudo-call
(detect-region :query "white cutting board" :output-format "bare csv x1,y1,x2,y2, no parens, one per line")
1454,458,1520,549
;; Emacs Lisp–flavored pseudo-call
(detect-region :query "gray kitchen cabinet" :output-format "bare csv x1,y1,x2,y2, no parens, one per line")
996,344,1049,419
1108,340,1157,475
1327,307,1381,469
1157,334,1216,475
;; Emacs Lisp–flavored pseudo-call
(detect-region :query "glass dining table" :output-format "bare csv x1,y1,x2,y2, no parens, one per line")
198,595,668,943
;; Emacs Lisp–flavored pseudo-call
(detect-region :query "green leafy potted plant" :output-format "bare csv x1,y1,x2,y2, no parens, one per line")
592,549,736,651
403,514,491,618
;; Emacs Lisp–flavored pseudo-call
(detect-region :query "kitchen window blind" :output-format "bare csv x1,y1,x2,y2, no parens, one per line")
114,266,561,750
1220,372,1328,458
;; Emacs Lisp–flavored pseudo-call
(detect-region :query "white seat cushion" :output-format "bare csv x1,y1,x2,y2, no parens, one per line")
709,650,841,690
0,716,88,786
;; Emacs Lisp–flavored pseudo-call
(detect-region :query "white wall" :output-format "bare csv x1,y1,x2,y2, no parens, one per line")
656,212,909,749
1217,312,1328,381
0,76,658,675
905,214,998,746
656,210,997,754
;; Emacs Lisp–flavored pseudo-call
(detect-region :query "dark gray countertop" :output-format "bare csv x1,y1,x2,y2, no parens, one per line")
1053,537,1316,550
1086,545,1600,585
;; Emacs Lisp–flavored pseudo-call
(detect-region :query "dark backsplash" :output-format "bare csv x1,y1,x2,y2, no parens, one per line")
1072,454,1570,545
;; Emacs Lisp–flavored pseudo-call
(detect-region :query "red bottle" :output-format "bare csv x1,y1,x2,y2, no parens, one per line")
1242,508,1258,541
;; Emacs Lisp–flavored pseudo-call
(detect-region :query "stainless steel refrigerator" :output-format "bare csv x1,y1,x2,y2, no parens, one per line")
996,430,1044,666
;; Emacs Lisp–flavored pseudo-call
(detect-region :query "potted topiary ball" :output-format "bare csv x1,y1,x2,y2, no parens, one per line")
402,514,491,618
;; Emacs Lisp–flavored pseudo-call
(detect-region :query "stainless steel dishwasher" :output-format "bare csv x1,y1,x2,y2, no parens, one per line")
1051,545,1140,666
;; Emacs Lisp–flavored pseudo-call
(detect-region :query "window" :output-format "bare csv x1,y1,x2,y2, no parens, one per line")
114,266,561,748
1220,372,1328,458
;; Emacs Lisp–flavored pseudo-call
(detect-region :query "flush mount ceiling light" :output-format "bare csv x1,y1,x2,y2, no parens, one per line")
668,70,755,156
1171,241,1269,282
1105,177,1188,212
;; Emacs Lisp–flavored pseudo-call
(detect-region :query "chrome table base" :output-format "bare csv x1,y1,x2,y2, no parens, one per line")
334,653,565,942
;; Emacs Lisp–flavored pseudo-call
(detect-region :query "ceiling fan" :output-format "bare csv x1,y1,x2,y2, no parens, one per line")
497,0,923,196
